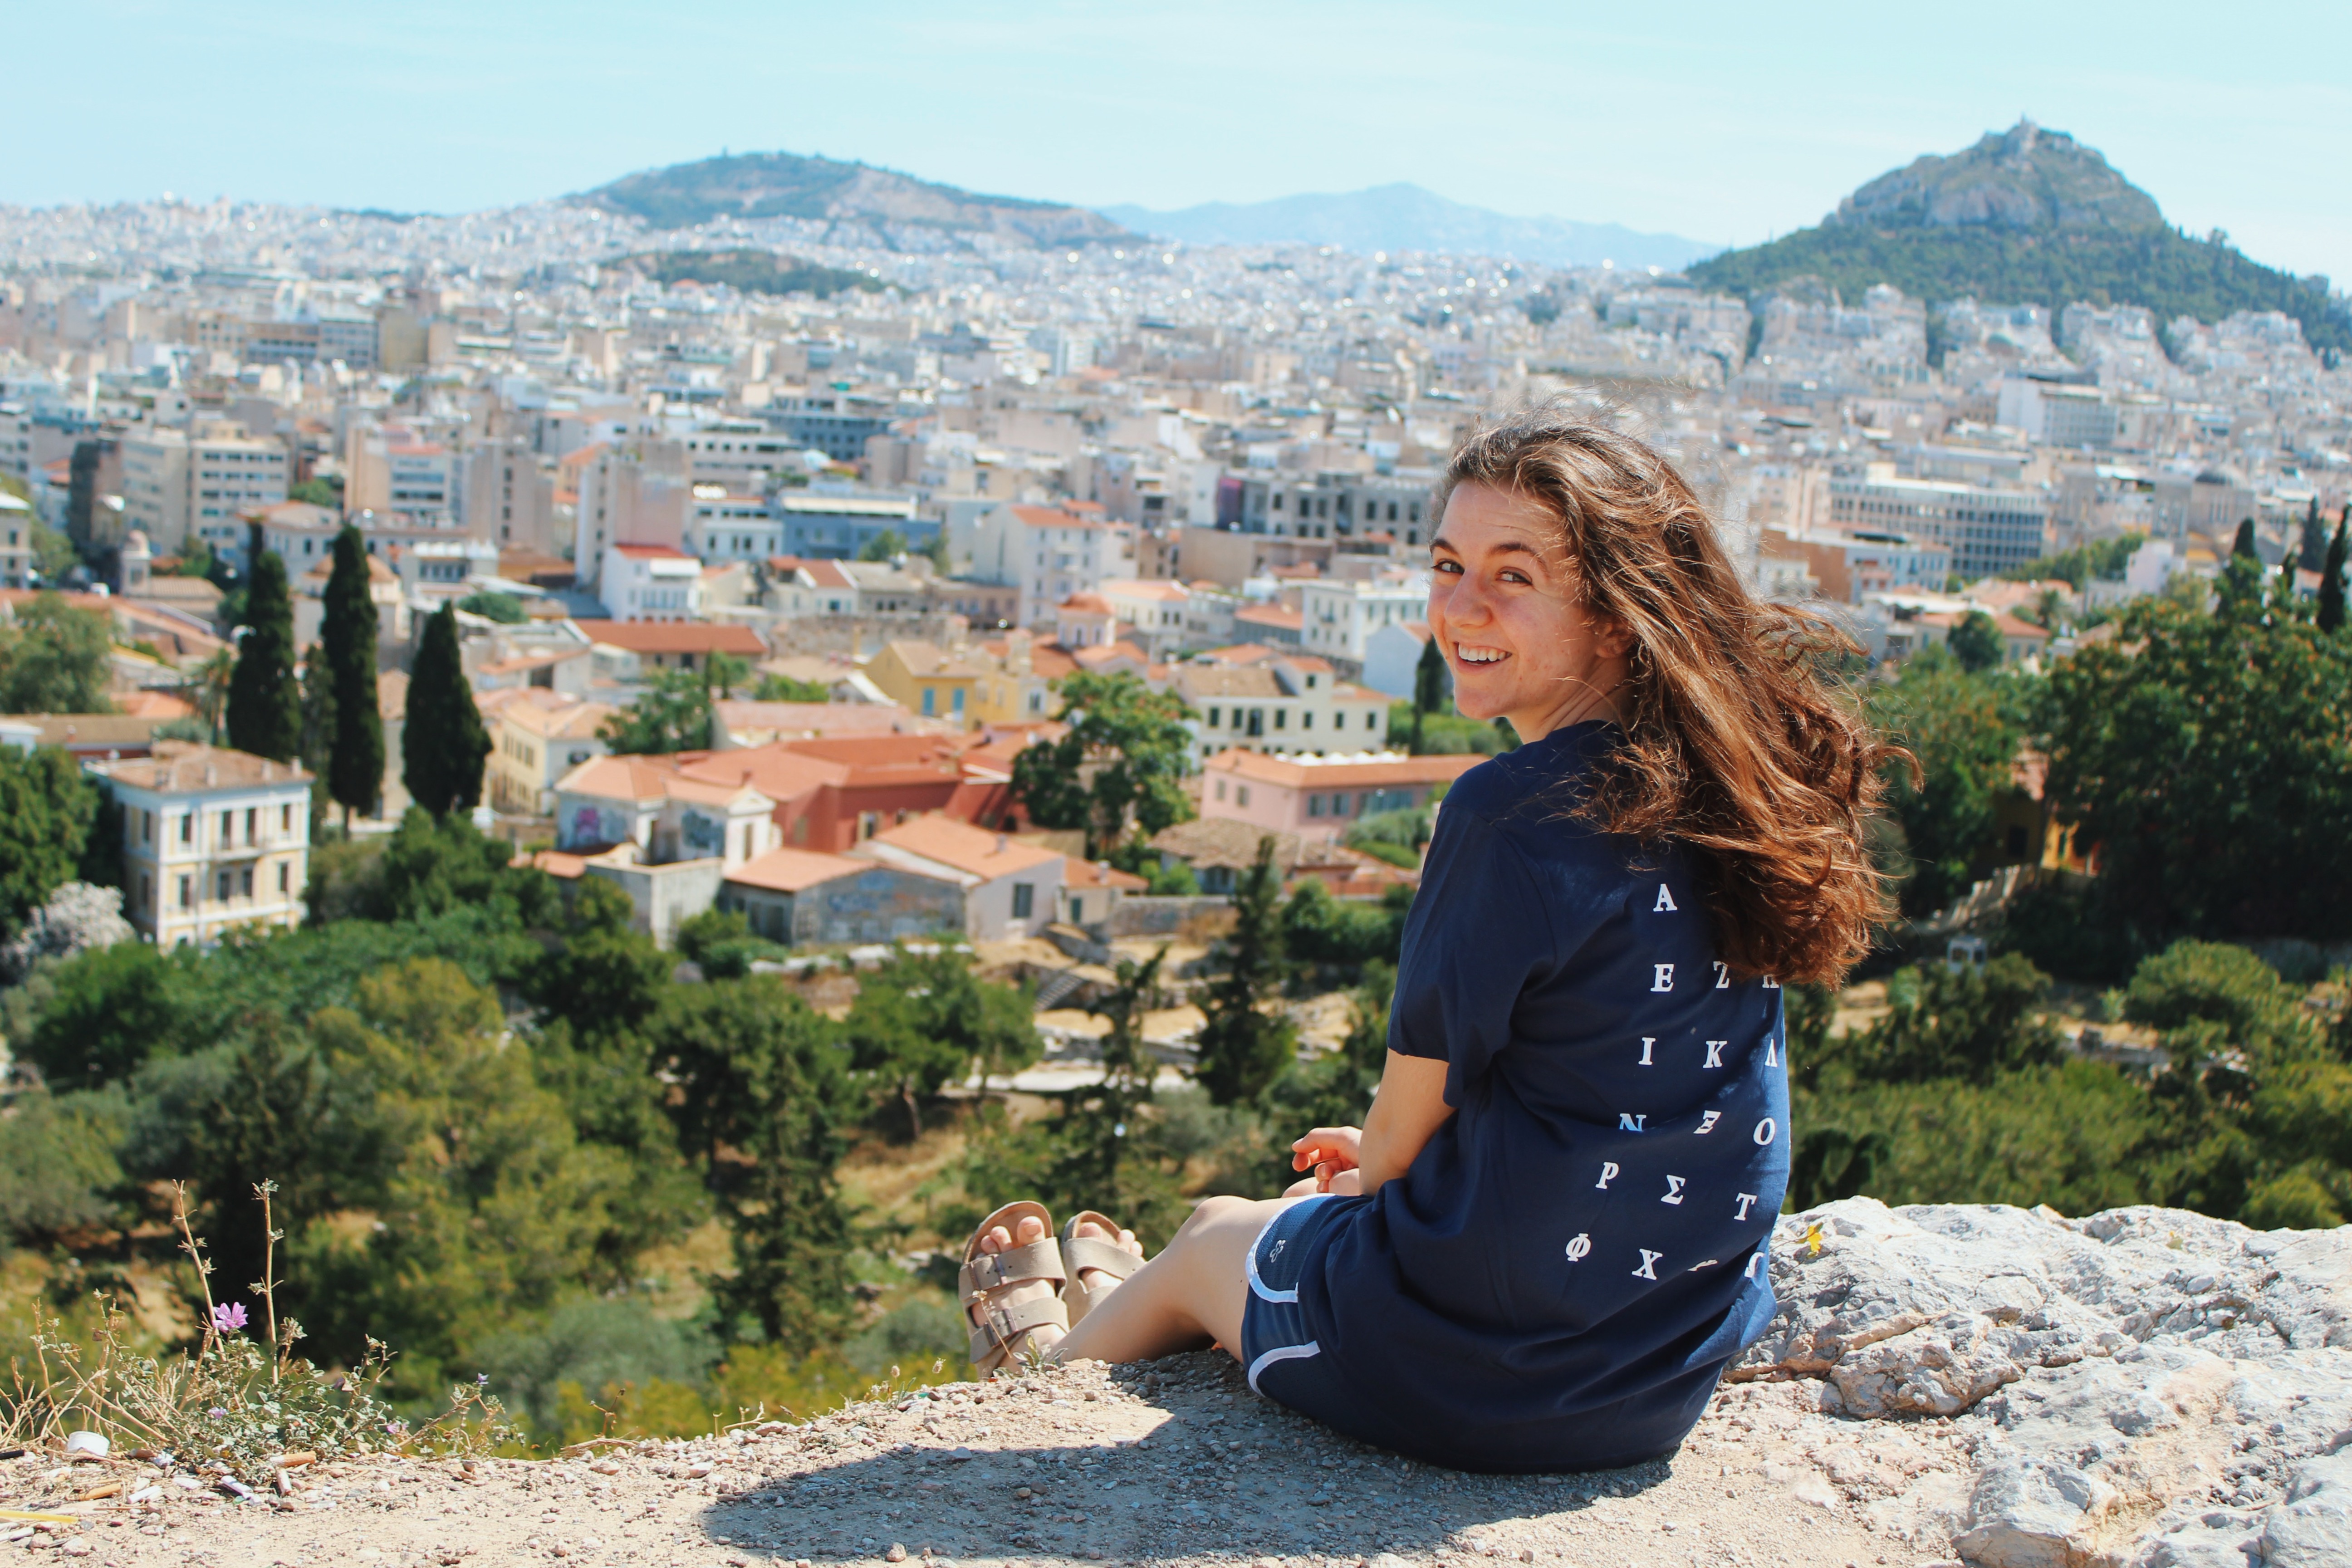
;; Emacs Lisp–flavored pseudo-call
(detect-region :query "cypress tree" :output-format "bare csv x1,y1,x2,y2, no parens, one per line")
2302,498,2328,573
2320,512,2348,635
321,525,383,828
1409,632,1446,755
402,601,489,816
223,523,300,762
2232,517,2259,562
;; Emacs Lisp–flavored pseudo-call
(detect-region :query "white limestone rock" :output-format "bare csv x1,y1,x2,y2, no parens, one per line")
1733,1197,2352,1567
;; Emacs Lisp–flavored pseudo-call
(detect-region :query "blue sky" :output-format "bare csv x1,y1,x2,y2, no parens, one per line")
14,2,2350,281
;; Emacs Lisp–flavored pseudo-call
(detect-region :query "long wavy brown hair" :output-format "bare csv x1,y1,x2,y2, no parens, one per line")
1437,407,1898,986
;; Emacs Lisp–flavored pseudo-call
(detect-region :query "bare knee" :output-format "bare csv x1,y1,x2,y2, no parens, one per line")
1166,1194,1252,1246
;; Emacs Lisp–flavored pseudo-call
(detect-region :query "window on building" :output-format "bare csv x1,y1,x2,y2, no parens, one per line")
1236,786,1251,807
278,863,289,894
140,873,151,910
1307,793,1324,818
218,872,233,902
180,813,191,843
1303,711,1315,729
240,868,253,897
245,807,257,842
952,688,966,715
281,804,293,833
1207,706,1221,728
179,875,191,909
1274,710,1287,729
141,810,153,843
1366,711,1380,730
1011,883,1035,920
858,811,879,840
921,687,936,716
1214,779,1227,801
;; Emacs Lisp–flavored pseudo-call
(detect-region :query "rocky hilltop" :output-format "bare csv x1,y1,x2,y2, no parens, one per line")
579,152,1136,249
1826,120,2165,235
8,1199,2350,1568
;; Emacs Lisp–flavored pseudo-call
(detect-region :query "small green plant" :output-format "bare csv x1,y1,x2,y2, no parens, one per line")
0,1181,515,1480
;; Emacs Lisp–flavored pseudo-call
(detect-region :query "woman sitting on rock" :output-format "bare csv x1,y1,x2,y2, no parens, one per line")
960,408,1895,1473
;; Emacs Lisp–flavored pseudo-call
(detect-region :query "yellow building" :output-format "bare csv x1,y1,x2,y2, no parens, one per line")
965,630,1076,726
866,639,983,727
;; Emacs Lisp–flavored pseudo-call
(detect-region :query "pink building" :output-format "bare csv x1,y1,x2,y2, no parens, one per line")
1200,747,1484,843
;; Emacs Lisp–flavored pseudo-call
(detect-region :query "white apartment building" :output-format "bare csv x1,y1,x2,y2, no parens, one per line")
683,421,801,491
1098,578,1191,655
969,503,1129,626
0,492,32,588
1826,465,2048,581
683,486,779,563
1169,655,1391,761
1997,377,2117,450
600,543,706,621
1298,578,1427,664
0,404,34,478
121,428,290,554
92,743,312,947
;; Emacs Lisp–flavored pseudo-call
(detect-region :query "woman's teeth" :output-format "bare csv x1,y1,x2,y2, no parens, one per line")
1457,646,1507,664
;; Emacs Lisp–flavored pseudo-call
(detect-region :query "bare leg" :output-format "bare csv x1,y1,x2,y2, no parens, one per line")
1055,1196,1308,1367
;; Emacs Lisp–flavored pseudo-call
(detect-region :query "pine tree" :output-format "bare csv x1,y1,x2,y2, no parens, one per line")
2232,517,2259,562
2321,512,2348,635
1192,836,1296,1106
223,524,300,762
402,602,490,816
321,525,383,827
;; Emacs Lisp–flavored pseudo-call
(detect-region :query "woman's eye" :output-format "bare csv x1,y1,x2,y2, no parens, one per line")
1433,559,1461,574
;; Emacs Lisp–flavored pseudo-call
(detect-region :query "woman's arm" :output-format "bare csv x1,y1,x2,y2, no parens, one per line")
1355,1050,1454,1196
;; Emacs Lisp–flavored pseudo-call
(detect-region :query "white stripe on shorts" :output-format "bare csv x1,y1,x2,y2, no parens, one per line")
1246,1339,1322,1395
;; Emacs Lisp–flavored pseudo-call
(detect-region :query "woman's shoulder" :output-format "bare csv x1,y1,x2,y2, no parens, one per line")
1439,723,1617,845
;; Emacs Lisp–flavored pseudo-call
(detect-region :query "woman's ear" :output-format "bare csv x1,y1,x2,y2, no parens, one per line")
1592,610,1636,662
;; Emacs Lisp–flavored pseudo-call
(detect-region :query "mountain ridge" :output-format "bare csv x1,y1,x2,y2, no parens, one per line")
578,150,1137,249
1101,181,1719,270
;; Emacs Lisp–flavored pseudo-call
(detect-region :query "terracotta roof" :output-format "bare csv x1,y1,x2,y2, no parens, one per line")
557,753,690,804
1235,603,1303,631
113,690,196,720
1147,817,1301,872
501,697,612,741
725,846,872,894
862,814,1064,880
882,639,982,679
1205,748,1482,790
614,543,694,559
713,700,913,738
675,745,848,804
1059,594,1114,616
525,850,589,879
1063,857,1148,892
573,620,767,656
1101,578,1189,602
1279,654,1336,674
1009,505,1107,532
1196,643,1277,666
89,741,309,793
1171,665,1284,699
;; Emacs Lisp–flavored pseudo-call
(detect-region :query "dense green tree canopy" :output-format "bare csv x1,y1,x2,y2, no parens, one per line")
1010,670,1196,853
2041,581,2352,942
0,744,100,938
321,526,384,820
225,539,301,762
0,593,113,714
599,668,715,755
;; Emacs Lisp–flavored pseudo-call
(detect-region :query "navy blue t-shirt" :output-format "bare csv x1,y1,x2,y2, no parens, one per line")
1264,720,1790,1471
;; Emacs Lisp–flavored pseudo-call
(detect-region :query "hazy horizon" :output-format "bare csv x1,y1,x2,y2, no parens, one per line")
8,1,2349,283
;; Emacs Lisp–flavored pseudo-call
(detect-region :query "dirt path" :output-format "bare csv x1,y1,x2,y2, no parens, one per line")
3,1355,1962,1568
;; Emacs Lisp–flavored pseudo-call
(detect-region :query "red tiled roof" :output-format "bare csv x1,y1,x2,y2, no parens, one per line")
572,620,767,655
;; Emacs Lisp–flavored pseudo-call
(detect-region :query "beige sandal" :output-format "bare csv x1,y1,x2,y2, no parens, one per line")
960,1201,1069,1372
1058,1210,1143,1327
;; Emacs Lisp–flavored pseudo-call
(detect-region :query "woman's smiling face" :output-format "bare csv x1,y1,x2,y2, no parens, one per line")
1428,481,1631,742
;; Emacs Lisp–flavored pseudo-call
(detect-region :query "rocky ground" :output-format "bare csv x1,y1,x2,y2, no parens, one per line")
9,1199,2352,1568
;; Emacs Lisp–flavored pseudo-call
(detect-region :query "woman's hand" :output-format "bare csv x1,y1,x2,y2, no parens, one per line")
1290,1127,1362,1191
